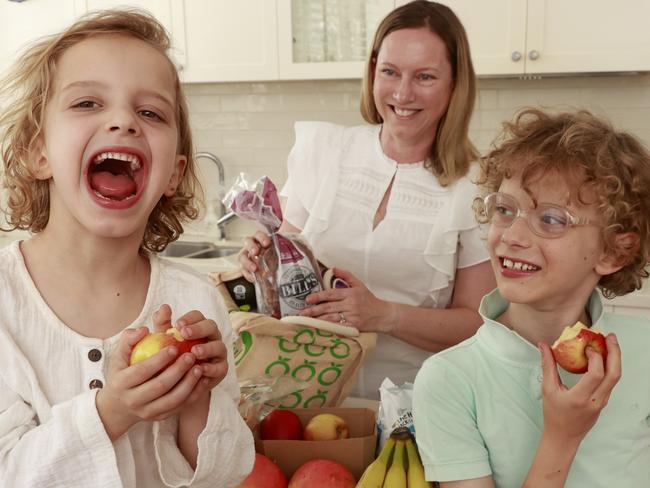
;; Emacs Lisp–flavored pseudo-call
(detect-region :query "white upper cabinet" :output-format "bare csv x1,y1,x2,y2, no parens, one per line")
176,0,278,83
3,0,650,83
397,0,650,76
524,0,650,75
277,0,395,80
67,0,278,82
0,0,81,78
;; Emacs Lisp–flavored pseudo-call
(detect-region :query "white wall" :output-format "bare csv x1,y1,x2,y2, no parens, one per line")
185,73,650,242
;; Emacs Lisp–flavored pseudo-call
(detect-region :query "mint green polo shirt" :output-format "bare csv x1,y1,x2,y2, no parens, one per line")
413,289,650,488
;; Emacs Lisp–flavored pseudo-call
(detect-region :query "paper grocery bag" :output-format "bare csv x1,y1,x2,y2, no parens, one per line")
229,310,377,408
211,270,377,407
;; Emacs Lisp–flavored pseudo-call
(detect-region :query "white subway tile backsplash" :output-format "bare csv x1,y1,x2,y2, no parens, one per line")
185,75,650,240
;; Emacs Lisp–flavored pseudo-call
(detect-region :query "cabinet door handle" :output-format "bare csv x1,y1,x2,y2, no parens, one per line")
528,50,540,61
511,51,522,62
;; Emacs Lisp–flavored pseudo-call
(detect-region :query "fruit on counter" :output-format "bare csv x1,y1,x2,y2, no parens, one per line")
238,453,288,488
551,321,608,374
260,409,303,441
355,437,395,487
288,459,356,488
382,440,406,487
303,413,350,441
129,327,207,366
405,438,432,488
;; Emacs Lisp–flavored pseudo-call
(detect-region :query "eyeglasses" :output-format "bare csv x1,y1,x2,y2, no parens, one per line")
483,192,597,239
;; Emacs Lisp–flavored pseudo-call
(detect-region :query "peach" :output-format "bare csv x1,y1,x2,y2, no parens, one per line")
303,413,349,441
238,453,287,488
551,321,607,374
129,327,207,366
288,459,355,488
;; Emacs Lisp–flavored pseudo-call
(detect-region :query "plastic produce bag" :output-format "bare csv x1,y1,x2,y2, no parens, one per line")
376,378,415,453
223,174,324,318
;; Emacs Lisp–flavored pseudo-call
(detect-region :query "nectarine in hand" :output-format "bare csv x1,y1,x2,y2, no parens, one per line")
129,327,206,366
551,321,607,374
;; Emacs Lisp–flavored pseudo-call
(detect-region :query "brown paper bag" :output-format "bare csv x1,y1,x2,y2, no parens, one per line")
211,271,377,408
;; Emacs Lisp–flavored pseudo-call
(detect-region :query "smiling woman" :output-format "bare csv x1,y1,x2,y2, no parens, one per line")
239,0,496,400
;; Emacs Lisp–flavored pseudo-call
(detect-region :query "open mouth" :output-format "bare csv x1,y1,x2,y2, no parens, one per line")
88,151,143,201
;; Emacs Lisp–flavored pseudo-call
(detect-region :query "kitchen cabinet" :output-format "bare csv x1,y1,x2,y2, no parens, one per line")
396,0,650,76
175,0,278,83
29,0,277,83
0,0,80,78
277,0,395,80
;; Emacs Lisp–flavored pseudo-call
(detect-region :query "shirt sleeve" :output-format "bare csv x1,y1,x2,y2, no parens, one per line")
412,356,492,482
0,383,121,488
153,292,254,488
280,121,344,235
457,224,489,269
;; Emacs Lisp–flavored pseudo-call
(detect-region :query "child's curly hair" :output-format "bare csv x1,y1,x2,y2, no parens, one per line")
0,8,202,252
476,107,650,298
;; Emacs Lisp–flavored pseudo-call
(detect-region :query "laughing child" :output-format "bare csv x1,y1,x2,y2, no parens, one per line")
0,9,253,487
413,108,650,487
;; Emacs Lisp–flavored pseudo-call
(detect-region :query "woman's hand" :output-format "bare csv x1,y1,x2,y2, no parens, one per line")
238,231,271,282
538,334,621,444
299,267,398,333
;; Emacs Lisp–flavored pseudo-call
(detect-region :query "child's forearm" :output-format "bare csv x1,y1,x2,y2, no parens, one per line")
177,393,210,469
522,431,581,487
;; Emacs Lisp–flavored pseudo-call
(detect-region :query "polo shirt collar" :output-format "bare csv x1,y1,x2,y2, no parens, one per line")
476,289,605,365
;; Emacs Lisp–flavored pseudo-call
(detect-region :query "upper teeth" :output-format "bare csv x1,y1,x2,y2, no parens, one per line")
503,258,539,271
93,152,141,171
394,107,418,117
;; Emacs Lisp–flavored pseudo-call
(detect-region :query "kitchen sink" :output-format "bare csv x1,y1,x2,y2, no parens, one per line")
159,240,241,259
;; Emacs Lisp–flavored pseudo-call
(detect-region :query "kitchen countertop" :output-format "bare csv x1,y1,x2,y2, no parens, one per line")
0,232,243,275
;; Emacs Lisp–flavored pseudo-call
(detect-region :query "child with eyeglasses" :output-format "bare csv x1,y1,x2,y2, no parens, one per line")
412,107,650,488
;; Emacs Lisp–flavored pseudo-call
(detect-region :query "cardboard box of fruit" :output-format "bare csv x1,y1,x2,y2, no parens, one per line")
258,407,377,480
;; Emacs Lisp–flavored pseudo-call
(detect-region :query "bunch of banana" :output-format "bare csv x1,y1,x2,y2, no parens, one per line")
356,428,434,488
356,437,395,487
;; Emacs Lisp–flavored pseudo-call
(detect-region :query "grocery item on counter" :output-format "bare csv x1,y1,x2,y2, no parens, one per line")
225,174,324,318
356,427,434,488
238,453,287,488
288,459,356,488
376,378,415,453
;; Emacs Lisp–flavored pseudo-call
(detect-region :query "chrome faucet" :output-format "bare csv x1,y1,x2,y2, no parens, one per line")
195,151,235,240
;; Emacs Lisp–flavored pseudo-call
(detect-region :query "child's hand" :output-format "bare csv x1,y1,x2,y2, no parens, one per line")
95,305,209,441
164,307,229,400
538,333,621,444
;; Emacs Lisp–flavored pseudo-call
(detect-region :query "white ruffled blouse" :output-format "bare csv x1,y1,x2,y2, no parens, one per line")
281,122,489,399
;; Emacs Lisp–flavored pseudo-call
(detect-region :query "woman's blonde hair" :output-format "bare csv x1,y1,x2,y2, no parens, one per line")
360,0,478,186
0,8,202,252
477,107,650,298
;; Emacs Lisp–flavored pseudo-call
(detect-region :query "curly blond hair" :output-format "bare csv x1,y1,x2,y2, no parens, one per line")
0,8,202,252
476,107,650,298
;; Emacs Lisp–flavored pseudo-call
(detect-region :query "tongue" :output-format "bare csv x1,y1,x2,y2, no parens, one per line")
90,171,136,200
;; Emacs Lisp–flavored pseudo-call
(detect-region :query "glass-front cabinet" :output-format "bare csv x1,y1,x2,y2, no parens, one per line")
277,0,395,79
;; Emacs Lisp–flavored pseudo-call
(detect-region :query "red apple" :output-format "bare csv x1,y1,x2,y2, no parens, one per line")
129,327,207,366
551,321,608,374
238,453,287,488
260,409,303,441
288,459,356,488
303,413,349,441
